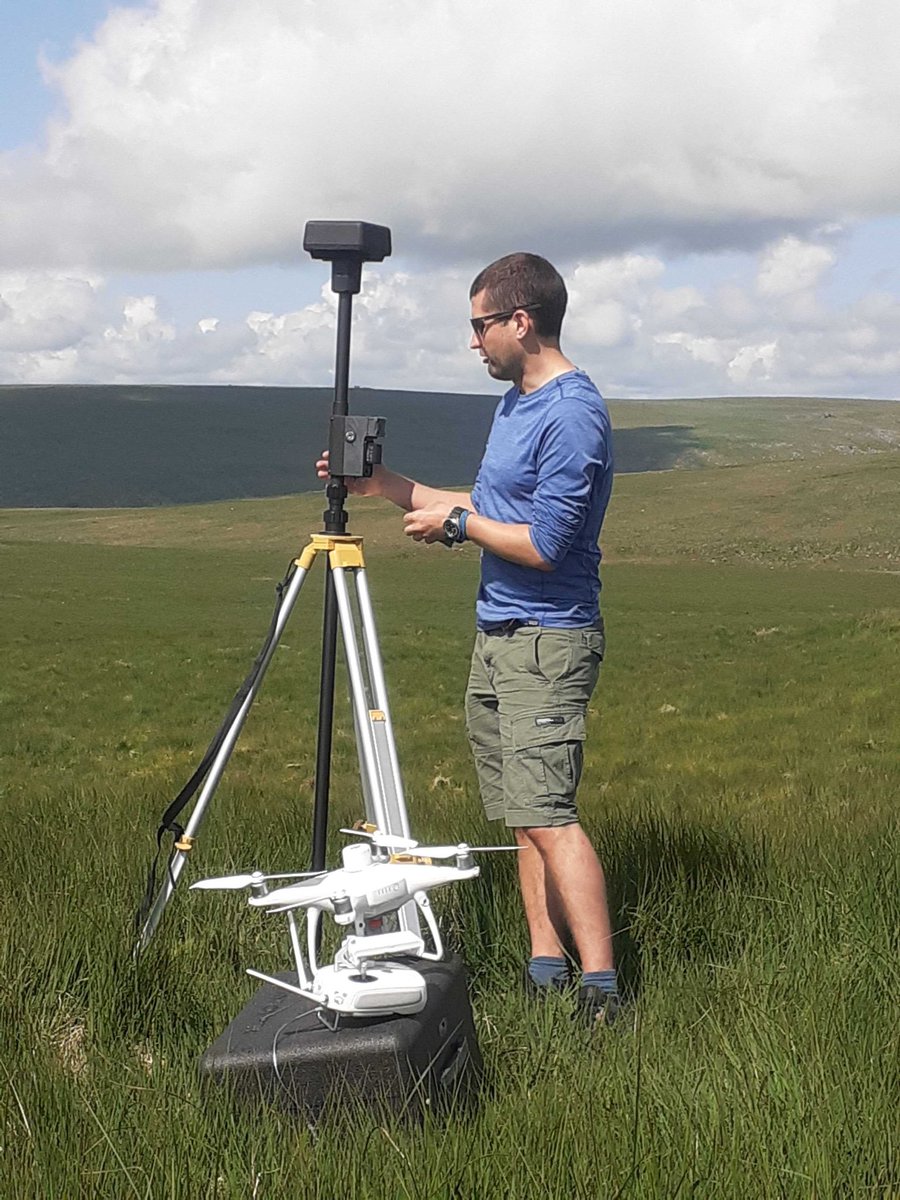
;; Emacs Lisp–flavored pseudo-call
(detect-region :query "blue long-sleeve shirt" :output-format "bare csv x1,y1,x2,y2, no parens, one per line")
470,369,613,628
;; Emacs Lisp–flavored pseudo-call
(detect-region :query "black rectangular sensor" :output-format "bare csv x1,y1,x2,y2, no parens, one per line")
303,221,392,263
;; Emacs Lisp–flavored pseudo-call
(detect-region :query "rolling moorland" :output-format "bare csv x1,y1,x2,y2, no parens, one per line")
0,395,898,1196
3,383,898,507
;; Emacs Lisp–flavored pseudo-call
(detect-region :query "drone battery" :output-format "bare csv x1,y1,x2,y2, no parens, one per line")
199,955,482,1117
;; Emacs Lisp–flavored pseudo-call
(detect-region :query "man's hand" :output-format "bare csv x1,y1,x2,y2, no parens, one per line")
402,504,453,544
315,449,384,497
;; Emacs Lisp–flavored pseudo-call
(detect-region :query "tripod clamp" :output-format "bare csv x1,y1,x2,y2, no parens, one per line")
328,414,385,479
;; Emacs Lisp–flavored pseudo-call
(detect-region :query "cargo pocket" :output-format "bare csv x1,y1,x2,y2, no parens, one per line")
507,709,586,806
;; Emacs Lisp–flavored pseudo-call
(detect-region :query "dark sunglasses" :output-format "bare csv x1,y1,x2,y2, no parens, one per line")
470,303,541,337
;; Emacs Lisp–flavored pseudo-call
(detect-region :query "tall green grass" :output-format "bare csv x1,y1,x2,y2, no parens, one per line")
1,483,898,1195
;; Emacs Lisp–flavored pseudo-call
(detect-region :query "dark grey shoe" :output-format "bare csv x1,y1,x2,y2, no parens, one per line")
576,984,629,1029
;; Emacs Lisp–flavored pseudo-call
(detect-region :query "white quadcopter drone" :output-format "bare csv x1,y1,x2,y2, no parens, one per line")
191,825,517,1021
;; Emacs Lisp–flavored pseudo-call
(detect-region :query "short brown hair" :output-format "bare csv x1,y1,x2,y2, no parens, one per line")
469,252,567,340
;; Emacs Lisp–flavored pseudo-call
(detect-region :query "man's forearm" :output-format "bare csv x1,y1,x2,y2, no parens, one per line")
464,512,552,571
376,467,471,514
399,498,553,570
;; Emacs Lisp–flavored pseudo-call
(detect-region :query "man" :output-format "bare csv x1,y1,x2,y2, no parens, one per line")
318,253,619,1024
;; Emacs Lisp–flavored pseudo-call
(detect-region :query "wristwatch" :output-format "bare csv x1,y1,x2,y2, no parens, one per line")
443,506,469,544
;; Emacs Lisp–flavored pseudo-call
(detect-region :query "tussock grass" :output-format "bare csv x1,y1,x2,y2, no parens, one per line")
1,442,898,1195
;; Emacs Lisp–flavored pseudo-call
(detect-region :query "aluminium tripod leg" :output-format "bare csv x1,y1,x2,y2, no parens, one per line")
330,559,420,936
354,568,411,839
330,564,410,838
135,550,317,954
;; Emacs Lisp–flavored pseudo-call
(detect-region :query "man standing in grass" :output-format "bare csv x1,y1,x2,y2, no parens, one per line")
318,253,619,1024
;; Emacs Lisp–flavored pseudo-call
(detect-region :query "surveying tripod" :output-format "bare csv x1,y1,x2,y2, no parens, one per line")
134,221,421,954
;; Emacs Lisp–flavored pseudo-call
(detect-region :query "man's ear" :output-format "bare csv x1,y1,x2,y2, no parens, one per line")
513,308,535,341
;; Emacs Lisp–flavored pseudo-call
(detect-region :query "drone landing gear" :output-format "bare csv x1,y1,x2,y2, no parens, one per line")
200,955,482,1118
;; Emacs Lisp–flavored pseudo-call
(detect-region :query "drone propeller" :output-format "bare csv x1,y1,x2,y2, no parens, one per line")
396,843,521,860
339,827,418,851
191,870,326,891
340,826,520,860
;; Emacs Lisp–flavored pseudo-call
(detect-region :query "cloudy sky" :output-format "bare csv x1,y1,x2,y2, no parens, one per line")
2,0,900,398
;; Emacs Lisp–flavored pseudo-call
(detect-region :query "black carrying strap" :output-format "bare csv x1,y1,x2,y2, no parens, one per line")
133,560,297,937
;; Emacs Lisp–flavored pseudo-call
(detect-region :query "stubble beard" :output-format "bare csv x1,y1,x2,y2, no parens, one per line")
483,351,518,384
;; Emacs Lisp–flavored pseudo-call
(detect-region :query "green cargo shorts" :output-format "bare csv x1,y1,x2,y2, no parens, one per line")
464,621,605,828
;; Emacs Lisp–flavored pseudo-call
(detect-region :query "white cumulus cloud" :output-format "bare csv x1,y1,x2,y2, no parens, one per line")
0,271,102,352
3,0,900,271
757,237,836,297
1,234,898,398
2,2,900,396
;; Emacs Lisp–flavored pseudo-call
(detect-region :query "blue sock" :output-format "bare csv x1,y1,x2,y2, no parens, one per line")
528,956,570,987
582,969,619,996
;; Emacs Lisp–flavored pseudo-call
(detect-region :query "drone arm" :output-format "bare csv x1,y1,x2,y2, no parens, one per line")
414,890,444,961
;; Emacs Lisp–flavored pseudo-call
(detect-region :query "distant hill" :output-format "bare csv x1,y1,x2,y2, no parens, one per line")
0,384,708,508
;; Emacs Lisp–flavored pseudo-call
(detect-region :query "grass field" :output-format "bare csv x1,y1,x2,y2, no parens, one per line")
1,400,898,1196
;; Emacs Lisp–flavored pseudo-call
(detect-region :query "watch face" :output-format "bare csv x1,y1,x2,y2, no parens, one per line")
444,506,464,542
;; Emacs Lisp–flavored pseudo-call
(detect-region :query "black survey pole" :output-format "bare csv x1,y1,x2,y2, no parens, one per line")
303,221,391,871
